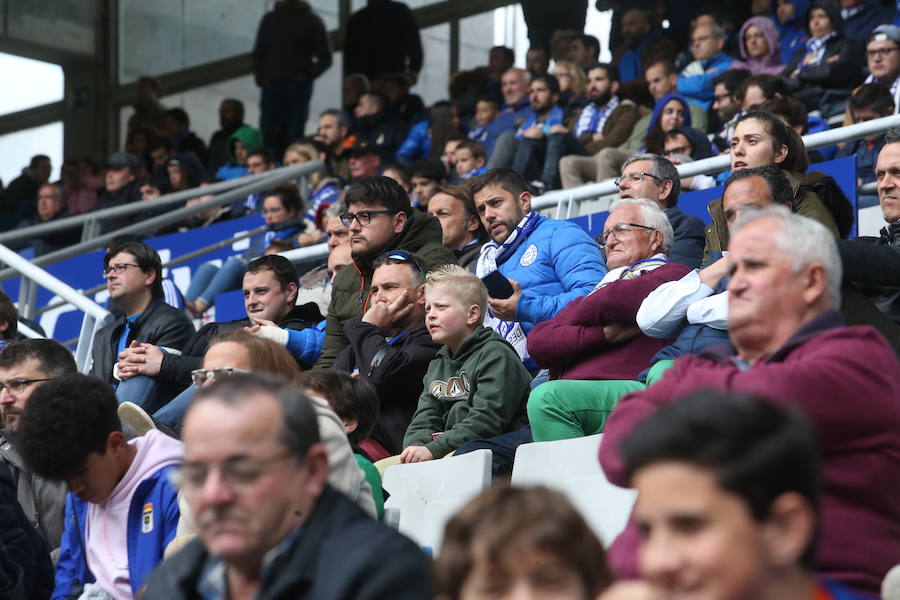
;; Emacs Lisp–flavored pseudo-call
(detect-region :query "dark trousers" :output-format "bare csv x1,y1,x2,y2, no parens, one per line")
260,78,313,157
455,426,533,477
512,134,588,190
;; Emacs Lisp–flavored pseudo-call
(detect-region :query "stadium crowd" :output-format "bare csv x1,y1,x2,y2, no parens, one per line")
1,0,900,598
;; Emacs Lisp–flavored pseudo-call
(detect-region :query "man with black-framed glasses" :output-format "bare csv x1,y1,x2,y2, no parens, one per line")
864,25,900,115
0,339,76,557
90,239,194,390
314,176,454,369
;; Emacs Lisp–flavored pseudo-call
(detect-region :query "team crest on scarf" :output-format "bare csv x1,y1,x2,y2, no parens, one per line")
429,371,471,401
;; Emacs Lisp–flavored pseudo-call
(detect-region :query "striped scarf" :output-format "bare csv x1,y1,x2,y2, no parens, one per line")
574,96,620,137
802,32,836,67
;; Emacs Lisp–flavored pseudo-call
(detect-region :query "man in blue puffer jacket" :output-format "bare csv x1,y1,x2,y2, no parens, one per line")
17,374,181,600
470,169,607,371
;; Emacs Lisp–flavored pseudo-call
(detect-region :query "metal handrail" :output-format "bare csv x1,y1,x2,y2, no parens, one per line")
532,113,900,212
0,161,321,244
0,161,325,283
0,243,110,372
17,321,44,339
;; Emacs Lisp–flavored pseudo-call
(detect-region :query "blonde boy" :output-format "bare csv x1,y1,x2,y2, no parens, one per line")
400,265,531,463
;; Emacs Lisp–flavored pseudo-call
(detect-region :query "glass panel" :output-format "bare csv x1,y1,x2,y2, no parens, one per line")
458,11,497,72
0,54,63,116
0,122,63,185
6,0,95,56
413,23,450,106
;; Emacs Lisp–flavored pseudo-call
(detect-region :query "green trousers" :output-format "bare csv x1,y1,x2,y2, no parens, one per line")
527,361,674,442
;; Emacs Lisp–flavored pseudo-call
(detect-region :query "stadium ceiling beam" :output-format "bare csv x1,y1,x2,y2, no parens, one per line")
0,101,64,138
108,0,516,108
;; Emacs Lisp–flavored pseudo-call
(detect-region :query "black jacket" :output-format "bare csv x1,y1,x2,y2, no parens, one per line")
334,321,440,454
840,223,900,326
141,486,432,600
0,462,53,600
455,239,484,273
90,297,195,385
252,1,332,86
356,112,409,158
158,303,322,390
96,178,145,234
783,32,865,90
343,0,423,80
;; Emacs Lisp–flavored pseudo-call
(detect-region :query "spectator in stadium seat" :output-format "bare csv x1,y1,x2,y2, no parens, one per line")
838,128,900,325
453,140,488,182
148,136,176,184
771,0,811,65
506,75,566,190
409,157,446,209
0,339,75,558
0,154,51,232
601,390,862,600
20,373,182,600
783,0,866,111
0,459,53,599
127,76,167,136
17,184,80,257
206,98,245,174
96,152,145,234
253,0,331,157
436,485,612,600
382,164,414,205
401,265,531,466
314,109,352,182
556,63,643,189
124,255,320,428
283,141,341,246
164,154,206,194
638,166,795,371
617,154,707,268
213,124,263,181
729,16,786,75
428,184,487,272
841,0,894,44
394,100,462,166
314,176,454,368
677,23,735,111
484,69,532,167
612,8,677,104
470,168,607,369
162,107,208,167
526,199,691,443
568,34,601,71
342,74,369,132
186,186,302,316
466,96,501,151
60,159,98,215
711,69,752,150
568,91,696,189
550,60,589,123
377,73,426,126
141,374,425,599
641,59,708,134
758,95,828,163
864,25,900,114
345,139,383,182
228,147,278,219
525,45,550,79
354,90,408,158
331,252,439,455
297,369,385,513
837,84,895,193
344,0,422,83
91,240,194,390
601,206,900,596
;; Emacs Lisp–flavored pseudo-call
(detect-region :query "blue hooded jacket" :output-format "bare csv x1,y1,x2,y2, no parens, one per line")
770,0,810,65
647,93,693,134
53,457,180,599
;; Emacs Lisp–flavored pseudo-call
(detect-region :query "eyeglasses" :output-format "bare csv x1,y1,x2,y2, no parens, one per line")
867,47,899,59
340,210,398,226
0,377,55,395
596,223,656,248
614,172,663,188
169,451,294,494
712,92,732,104
102,263,141,278
190,367,251,387
664,145,692,157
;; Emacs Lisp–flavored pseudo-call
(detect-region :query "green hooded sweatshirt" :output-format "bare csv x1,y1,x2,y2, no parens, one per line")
227,125,264,163
403,326,531,459
314,209,456,368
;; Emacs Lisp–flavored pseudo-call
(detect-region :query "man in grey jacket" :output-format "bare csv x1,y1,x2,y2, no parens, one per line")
0,339,75,556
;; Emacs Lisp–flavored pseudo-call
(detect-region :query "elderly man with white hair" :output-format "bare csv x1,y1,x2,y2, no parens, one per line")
600,206,900,597
525,198,692,442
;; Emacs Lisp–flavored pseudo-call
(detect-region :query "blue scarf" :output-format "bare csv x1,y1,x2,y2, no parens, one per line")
475,211,543,275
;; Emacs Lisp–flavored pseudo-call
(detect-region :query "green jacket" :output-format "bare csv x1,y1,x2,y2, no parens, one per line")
314,209,455,368
403,326,531,458
702,169,841,265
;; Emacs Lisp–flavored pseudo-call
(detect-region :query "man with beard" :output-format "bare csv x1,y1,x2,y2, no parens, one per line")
507,75,565,190
612,8,676,103
0,339,74,557
558,63,642,189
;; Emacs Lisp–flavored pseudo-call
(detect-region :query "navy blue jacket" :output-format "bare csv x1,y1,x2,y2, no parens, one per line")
665,206,706,269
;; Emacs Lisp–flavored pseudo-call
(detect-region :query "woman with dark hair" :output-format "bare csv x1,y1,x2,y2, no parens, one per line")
642,93,701,155
394,100,462,165
782,0,865,112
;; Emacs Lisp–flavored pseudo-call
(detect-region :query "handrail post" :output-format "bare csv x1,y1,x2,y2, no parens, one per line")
24,280,38,320
74,314,95,373
81,218,100,243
